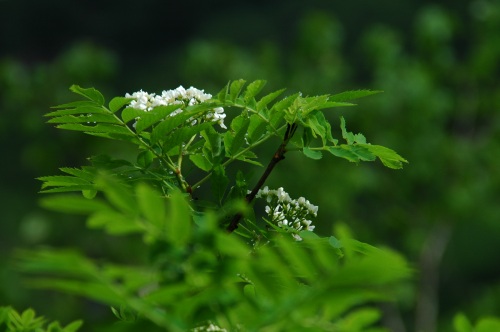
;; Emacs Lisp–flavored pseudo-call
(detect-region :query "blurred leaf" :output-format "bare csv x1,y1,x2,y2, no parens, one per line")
454,313,473,332
166,190,192,246
39,195,110,214
136,183,166,231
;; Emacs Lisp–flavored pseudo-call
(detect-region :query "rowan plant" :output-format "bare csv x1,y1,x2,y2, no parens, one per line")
18,80,413,331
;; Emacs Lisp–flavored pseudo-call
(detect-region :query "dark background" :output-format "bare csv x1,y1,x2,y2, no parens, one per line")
1,0,499,331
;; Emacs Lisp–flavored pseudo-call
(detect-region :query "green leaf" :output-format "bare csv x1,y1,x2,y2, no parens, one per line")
69,85,105,105
109,97,133,113
212,164,229,204
247,114,268,144
217,81,230,102
87,211,143,234
256,88,286,112
229,79,246,101
135,105,180,133
329,89,382,103
121,107,145,124
136,183,166,230
166,191,192,246
189,154,212,171
150,107,207,144
38,175,90,189
59,167,95,181
340,116,355,145
225,115,251,156
47,113,120,124
95,175,137,215
51,100,101,109
306,113,327,143
303,147,322,160
162,122,211,152
56,123,133,136
299,95,331,117
201,126,222,157
326,146,359,163
358,144,408,169
453,313,473,332
45,106,110,117
137,150,154,168
476,318,500,332
39,195,110,214
243,80,266,102
348,145,376,161
63,320,83,332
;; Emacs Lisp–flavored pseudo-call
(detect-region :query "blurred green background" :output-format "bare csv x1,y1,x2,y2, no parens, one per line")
1,0,499,331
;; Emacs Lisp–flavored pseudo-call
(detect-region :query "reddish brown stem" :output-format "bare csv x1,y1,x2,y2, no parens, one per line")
226,123,297,232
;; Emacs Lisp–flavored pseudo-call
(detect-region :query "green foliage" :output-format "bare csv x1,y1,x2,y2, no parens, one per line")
18,81,413,330
0,306,82,332
453,313,500,332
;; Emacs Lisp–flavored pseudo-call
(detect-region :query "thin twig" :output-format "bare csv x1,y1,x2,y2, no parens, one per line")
226,123,297,232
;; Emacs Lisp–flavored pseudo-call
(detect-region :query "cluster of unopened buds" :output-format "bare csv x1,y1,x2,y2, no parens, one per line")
125,86,227,129
255,186,318,241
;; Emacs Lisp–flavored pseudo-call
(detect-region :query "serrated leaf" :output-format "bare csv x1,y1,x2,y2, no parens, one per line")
303,147,322,160
56,123,133,136
39,185,96,194
306,113,327,143
59,167,95,181
348,145,376,161
247,114,268,144
38,175,90,189
109,97,133,113
256,88,286,111
200,126,222,156
162,122,211,152
121,107,145,124
235,150,263,166
358,144,408,169
217,82,230,102
45,106,110,117
229,79,246,101
326,146,359,162
243,80,266,102
51,100,101,109
340,116,355,145
329,89,382,103
47,113,120,124
135,105,180,133
189,154,212,171
299,95,331,117
226,115,251,156
150,107,206,144
69,85,105,105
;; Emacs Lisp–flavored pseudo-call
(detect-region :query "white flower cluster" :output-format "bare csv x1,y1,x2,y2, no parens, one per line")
255,186,318,241
125,86,226,129
191,322,227,332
